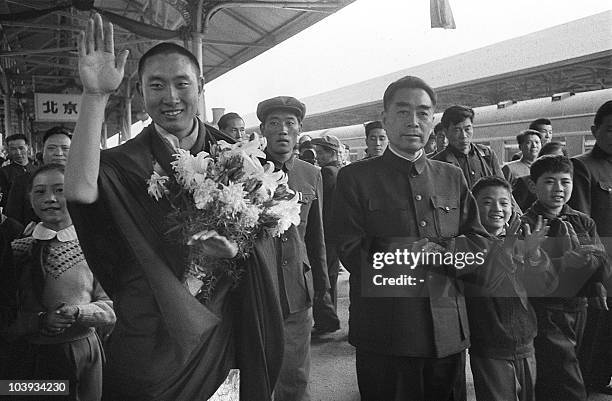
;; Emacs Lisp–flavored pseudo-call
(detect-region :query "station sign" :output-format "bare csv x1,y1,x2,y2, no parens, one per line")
34,93,80,122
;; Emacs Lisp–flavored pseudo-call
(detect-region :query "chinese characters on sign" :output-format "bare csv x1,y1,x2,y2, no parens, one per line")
34,93,80,122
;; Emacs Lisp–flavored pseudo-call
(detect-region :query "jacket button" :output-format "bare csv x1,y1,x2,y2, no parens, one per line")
281,236,287,242
420,220,427,227
282,260,288,266
415,194,422,201
470,171,475,175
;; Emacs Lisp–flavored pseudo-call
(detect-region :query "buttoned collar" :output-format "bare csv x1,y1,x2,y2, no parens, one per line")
381,147,427,176
154,119,198,151
448,143,476,158
264,149,296,172
32,223,77,242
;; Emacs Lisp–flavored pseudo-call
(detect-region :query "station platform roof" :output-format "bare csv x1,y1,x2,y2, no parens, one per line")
243,11,611,131
0,0,354,140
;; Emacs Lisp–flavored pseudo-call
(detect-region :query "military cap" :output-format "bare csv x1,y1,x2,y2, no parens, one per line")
257,96,306,122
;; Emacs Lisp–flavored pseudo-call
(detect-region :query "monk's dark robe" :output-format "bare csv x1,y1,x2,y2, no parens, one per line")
68,120,283,401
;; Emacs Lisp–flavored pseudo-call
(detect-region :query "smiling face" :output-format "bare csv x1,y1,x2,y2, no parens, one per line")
533,171,573,215
445,118,474,155
520,134,542,162
382,87,434,158
42,134,71,165
260,110,302,161
476,185,513,236
139,52,202,139
30,169,72,231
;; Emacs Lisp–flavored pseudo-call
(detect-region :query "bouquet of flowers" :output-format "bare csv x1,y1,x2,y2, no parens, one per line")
146,135,301,302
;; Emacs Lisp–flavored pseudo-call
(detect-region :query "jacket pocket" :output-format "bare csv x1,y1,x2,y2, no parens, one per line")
431,195,460,238
596,181,612,208
298,191,316,223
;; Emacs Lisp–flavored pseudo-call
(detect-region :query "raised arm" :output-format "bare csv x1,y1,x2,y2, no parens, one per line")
64,13,128,204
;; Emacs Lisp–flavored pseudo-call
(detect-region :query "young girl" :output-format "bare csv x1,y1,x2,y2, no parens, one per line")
4,164,114,400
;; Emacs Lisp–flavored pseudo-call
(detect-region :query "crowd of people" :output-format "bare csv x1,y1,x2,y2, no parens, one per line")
0,13,611,401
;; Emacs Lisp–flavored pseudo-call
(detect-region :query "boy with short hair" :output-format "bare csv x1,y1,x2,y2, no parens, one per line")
522,155,609,401
467,176,556,401
2,164,115,400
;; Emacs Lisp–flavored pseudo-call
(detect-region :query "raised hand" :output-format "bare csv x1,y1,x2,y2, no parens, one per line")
78,13,129,95
523,215,549,260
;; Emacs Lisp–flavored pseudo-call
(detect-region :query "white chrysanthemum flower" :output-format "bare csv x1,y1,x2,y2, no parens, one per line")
172,149,211,189
240,203,262,229
266,193,301,237
218,182,248,216
193,179,218,209
146,171,169,201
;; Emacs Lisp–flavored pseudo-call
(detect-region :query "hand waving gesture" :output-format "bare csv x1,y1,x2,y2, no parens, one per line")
78,13,129,95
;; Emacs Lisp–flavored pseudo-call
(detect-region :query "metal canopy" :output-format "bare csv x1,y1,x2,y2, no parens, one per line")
0,0,354,145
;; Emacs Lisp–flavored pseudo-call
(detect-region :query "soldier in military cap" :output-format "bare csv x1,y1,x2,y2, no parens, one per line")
257,96,332,401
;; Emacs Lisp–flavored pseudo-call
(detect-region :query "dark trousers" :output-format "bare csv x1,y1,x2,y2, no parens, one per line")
579,307,612,388
312,256,340,331
26,333,104,401
355,348,466,401
534,307,587,401
470,354,536,401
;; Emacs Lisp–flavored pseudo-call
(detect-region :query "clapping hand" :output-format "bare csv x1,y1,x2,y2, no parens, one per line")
523,215,549,261
78,13,129,96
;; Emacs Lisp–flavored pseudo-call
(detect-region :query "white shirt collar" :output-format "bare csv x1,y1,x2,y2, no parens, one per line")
155,119,199,151
389,146,424,162
32,223,78,242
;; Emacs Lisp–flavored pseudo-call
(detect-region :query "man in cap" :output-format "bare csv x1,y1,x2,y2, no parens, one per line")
257,96,331,400
310,134,343,334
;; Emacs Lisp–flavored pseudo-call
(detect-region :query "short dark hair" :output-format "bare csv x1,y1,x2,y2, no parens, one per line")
43,126,72,144
217,112,243,130
5,134,28,145
594,100,612,128
472,176,512,198
528,118,551,130
138,42,200,82
382,76,437,111
364,120,383,136
530,155,573,183
441,105,475,129
434,122,445,134
28,163,65,192
516,129,542,146
539,141,567,157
